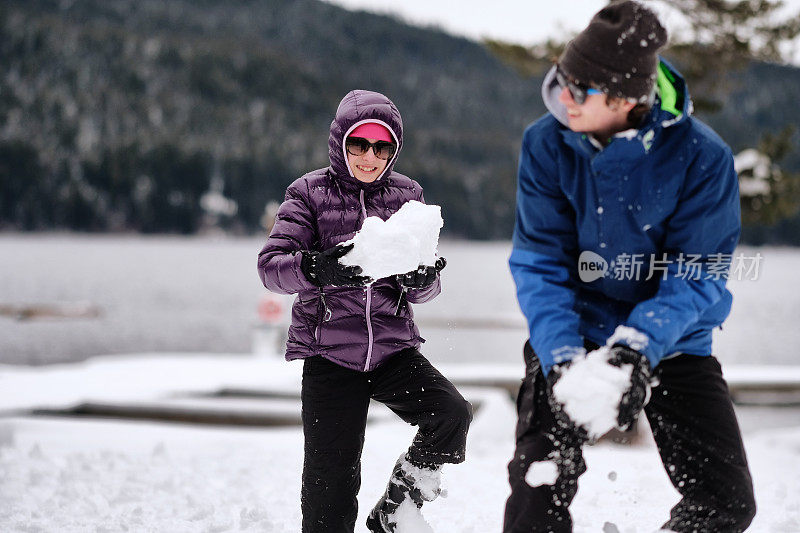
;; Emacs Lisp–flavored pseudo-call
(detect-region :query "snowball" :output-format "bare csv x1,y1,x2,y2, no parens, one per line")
552,347,633,439
525,460,559,487
340,200,443,280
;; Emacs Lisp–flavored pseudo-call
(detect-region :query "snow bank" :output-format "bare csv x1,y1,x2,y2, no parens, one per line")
0,418,296,532
0,354,301,412
2,381,800,531
340,200,443,280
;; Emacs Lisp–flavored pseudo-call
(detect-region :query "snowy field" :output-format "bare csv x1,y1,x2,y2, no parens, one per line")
1,354,800,532
1,234,799,367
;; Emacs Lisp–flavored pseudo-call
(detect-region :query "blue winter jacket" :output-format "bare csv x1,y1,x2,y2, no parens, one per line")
510,60,741,375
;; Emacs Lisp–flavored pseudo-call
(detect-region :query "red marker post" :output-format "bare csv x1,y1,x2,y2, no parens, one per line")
253,292,290,357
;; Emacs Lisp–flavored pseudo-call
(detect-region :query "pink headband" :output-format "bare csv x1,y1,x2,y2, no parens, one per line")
349,122,393,143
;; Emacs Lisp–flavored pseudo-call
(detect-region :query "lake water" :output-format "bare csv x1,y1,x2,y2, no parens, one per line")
1,234,798,368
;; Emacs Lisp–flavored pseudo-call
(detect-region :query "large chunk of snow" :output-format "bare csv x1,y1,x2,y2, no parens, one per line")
551,326,647,440
340,200,443,280
552,347,633,440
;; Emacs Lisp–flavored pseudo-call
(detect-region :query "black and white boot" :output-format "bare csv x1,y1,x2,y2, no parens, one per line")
366,453,443,532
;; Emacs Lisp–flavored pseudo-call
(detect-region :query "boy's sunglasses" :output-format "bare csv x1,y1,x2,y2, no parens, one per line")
345,137,397,160
555,65,602,105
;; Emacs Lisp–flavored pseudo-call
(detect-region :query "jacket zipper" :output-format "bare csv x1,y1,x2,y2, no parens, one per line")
360,189,374,371
394,287,407,316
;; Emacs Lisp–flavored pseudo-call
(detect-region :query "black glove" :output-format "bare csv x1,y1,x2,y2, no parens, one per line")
397,257,446,289
545,363,592,443
608,345,652,431
300,243,370,287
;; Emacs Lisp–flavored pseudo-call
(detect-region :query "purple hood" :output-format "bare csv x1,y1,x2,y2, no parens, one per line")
329,90,404,183
257,90,441,371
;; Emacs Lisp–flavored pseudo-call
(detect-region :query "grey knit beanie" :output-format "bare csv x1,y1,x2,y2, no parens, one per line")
559,1,668,101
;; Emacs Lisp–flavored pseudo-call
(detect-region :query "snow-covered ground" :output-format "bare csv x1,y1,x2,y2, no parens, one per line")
2,235,800,531
1,354,800,532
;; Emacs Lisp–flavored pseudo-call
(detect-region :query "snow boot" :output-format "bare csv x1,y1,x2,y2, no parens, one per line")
365,453,442,532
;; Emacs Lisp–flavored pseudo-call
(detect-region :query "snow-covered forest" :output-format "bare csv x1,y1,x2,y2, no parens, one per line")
2,0,800,241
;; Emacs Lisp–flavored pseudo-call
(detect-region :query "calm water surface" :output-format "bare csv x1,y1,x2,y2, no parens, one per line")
1,234,797,368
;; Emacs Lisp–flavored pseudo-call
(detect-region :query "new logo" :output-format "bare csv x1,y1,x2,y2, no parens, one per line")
578,251,608,282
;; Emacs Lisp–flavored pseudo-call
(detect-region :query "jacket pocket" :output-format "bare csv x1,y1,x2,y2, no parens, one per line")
407,317,425,343
314,289,329,345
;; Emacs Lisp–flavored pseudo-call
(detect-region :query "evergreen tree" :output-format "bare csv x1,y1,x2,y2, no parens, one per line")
485,0,800,237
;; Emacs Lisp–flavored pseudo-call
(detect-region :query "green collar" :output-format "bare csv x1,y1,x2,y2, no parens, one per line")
657,62,682,118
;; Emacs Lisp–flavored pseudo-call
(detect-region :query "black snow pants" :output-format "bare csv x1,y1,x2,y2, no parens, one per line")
300,348,472,533
503,341,756,533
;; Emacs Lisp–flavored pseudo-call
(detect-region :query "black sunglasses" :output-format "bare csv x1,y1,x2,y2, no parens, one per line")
345,137,397,160
555,65,602,105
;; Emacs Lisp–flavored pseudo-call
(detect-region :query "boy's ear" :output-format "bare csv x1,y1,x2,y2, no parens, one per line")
606,97,637,113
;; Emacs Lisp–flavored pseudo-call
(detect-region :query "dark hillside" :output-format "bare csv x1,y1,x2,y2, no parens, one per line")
0,0,797,240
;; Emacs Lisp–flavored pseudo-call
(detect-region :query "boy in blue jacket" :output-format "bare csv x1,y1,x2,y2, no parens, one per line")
504,2,756,532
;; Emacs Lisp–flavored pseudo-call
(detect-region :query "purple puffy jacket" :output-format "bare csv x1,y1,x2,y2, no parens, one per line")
257,90,441,372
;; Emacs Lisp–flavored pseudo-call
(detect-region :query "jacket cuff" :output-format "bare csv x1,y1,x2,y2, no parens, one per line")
405,277,441,303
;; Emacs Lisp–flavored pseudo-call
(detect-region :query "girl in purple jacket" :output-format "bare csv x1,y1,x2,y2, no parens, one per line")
257,90,472,533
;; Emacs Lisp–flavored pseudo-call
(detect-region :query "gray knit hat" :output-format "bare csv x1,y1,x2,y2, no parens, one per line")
559,1,667,101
